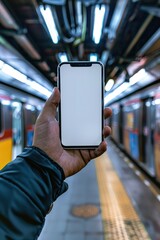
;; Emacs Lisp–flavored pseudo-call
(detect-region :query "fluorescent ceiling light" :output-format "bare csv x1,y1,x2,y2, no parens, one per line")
2,63,29,84
105,79,114,91
76,1,82,25
58,53,68,62
105,82,129,105
129,68,155,87
104,68,154,105
129,68,148,86
0,60,4,69
89,53,98,61
0,62,51,97
92,5,105,44
40,5,59,44
30,81,51,97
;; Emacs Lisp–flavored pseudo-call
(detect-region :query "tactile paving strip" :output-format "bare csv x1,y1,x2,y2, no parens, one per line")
95,153,151,240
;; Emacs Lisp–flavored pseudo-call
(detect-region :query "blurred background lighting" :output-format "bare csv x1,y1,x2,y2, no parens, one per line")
40,5,59,44
58,53,68,62
0,61,51,97
129,68,146,85
105,79,114,91
89,53,98,61
92,5,105,44
105,82,129,105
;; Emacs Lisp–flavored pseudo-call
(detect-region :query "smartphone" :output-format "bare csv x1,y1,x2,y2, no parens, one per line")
58,61,104,149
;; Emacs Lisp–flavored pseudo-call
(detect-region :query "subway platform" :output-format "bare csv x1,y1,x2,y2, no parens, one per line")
38,138,160,240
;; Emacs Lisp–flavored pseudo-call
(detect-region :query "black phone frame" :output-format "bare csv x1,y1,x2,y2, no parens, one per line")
57,61,104,149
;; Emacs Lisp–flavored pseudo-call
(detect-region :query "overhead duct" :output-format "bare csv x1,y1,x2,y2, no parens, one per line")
0,0,18,29
137,28,160,57
14,35,41,60
124,14,153,56
108,0,128,40
39,0,66,5
0,0,50,71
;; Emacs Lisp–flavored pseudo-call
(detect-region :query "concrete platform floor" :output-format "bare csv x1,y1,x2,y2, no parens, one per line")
38,156,103,240
38,139,160,240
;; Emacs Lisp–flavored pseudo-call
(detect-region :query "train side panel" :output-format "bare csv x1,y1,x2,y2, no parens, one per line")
0,100,12,169
0,85,44,169
109,84,160,182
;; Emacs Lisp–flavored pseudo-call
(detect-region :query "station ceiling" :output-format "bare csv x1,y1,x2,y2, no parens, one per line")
0,0,160,91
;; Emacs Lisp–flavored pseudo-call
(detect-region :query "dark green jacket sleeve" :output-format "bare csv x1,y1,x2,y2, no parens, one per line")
0,147,68,240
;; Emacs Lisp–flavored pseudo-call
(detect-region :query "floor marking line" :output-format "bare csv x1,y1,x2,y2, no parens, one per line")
95,152,151,240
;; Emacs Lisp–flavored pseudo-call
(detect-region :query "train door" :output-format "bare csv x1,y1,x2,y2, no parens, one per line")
141,98,155,175
119,105,124,145
154,99,160,182
12,102,24,159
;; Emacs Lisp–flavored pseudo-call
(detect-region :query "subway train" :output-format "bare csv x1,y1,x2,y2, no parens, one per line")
1,78,160,186
109,81,160,184
0,83,44,169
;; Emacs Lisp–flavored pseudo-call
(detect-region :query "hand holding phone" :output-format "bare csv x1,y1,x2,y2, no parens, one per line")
58,61,104,149
33,86,112,177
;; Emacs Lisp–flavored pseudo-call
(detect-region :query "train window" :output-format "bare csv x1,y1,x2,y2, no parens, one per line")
155,104,160,135
134,109,138,129
156,104,160,118
24,105,37,125
126,112,134,130
24,104,38,146
156,122,160,135
12,102,24,158
1,100,12,131
112,108,119,123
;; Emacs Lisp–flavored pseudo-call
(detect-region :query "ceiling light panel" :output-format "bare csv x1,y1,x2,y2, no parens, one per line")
58,53,68,62
105,79,114,91
89,53,98,61
92,5,106,44
40,5,59,44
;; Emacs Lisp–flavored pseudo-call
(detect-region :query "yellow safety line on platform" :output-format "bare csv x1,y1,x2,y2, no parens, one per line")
95,152,151,240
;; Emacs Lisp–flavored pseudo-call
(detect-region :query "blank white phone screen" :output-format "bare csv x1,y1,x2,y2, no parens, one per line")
59,62,103,148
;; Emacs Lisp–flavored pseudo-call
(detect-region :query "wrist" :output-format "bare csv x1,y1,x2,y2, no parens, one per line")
31,145,66,179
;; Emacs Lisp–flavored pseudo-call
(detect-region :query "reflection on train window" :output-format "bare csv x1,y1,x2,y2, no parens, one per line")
156,104,160,118
25,105,36,125
24,104,37,146
156,104,160,135
1,100,12,134
112,108,119,124
12,102,23,159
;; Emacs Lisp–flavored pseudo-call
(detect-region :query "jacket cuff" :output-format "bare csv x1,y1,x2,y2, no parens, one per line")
18,146,68,201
